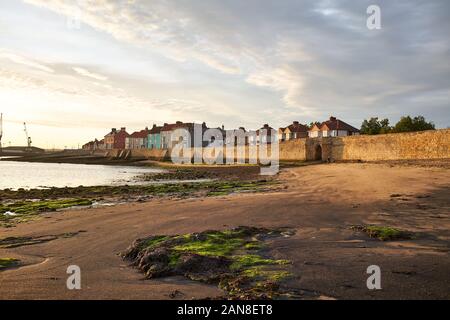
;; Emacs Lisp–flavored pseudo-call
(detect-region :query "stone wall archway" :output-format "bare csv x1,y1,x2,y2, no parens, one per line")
314,144,323,161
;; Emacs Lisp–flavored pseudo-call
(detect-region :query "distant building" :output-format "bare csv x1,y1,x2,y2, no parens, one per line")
147,124,163,149
125,127,150,149
256,124,276,144
104,127,130,149
278,121,308,141
308,117,360,138
161,121,208,149
224,127,249,146
98,139,105,150
82,141,95,150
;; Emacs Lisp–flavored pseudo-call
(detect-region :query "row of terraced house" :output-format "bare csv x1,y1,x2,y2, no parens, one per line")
82,117,359,151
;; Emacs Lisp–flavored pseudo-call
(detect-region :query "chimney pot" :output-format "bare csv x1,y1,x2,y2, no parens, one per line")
330,116,336,121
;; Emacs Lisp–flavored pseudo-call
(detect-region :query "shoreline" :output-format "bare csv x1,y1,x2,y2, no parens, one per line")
0,162,449,299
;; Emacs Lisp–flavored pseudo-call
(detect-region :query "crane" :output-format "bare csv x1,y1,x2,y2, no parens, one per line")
23,122,32,149
0,113,3,150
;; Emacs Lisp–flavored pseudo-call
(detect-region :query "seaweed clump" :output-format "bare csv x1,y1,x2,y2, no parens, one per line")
0,258,20,270
121,226,294,299
0,198,93,227
351,225,413,241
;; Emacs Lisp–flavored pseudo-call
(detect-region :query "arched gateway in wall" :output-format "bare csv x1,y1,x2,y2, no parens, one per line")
314,144,323,161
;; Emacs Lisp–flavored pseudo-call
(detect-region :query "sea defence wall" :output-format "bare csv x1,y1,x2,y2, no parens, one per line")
99,129,450,162
329,129,450,161
279,129,450,161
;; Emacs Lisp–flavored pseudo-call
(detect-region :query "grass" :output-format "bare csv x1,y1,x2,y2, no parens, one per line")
0,258,20,269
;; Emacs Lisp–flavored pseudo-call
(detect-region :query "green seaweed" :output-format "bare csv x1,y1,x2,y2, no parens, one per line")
0,180,274,203
0,198,93,227
351,225,412,241
122,227,295,299
230,255,289,271
0,258,20,269
242,267,292,281
173,236,245,257
0,199,92,216
140,236,169,249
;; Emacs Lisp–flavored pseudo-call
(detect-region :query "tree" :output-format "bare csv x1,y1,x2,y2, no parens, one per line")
392,116,435,133
360,117,391,135
309,121,321,129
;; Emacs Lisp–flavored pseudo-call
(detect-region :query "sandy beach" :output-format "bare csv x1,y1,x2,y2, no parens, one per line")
0,162,449,299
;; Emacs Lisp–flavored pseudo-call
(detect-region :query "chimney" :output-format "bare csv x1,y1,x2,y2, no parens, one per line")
330,116,336,121
111,128,117,133
152,124,157,129
164,123,168,126
202,122,206,127
263,124,269,128
221,124,225,130
176,121,182,125
121,127,126,131
293,121,299,125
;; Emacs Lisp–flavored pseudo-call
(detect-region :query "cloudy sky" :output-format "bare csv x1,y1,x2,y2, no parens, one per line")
0,0,449,148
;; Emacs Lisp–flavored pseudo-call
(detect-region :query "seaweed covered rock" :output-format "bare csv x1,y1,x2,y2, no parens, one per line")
121,226,295,299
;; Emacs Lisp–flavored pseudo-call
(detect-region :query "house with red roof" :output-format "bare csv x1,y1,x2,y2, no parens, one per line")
160,121,208,149
278,121,308,141
256,124,276,144
147,124,163,149
125,127,150,149
308,117,360,138
104,127,130,149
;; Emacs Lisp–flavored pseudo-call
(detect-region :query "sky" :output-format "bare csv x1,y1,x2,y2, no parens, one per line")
0,0,449,149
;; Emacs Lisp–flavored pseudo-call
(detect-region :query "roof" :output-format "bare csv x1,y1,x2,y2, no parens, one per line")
161,122,195,132
149,125,163,134
129,129,149,139
308,117,359,132
320,117,359,132
280,122,308,133
256,124,274,135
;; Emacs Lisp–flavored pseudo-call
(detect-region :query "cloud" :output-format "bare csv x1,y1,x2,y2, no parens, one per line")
72,67,108,81
0,50,54,73
15,0,450,129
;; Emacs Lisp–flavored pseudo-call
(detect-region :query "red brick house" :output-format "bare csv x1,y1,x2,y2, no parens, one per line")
278,121,308,141
104,127,130,149
125,127,150,149
308,117,360,138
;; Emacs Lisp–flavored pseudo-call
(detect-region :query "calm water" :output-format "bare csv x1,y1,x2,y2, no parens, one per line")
0,160,165,190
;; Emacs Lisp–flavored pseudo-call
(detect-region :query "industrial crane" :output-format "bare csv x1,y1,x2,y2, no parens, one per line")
23,122,32,149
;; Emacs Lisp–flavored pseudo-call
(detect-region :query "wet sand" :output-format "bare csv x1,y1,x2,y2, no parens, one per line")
0,163,449,299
